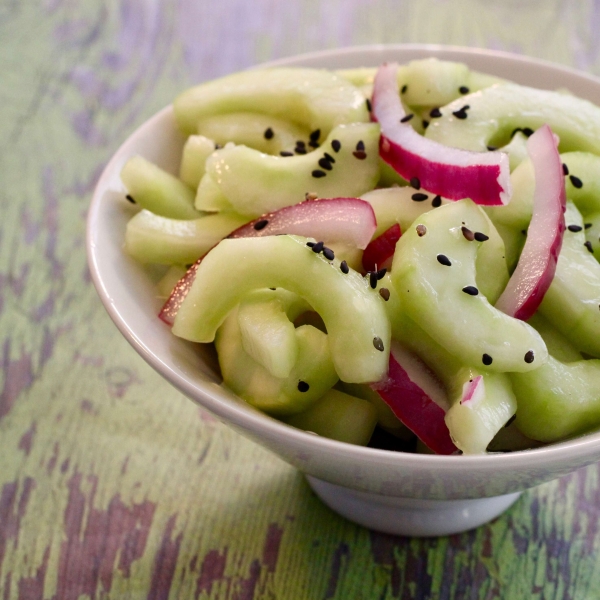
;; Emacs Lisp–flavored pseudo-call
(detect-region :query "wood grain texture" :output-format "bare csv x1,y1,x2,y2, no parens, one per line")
3,1,600,598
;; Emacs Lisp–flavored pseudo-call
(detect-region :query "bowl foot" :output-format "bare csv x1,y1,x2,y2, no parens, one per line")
306,475,521,537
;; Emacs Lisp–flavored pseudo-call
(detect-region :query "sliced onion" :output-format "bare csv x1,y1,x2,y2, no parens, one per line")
460,375,484,407
370,342,457,455
371,63,511,206
159,197,377,324
362,223,401,273
494,124,566,320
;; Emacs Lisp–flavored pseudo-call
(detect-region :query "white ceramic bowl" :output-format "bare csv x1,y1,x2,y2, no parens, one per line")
87,45,600,537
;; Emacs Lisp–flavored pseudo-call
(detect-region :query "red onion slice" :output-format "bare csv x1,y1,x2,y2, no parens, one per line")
371,63,511,206
371,342,457,455
460,375,484,406
362,223,401,273
159,197,377,324
494,125,566,320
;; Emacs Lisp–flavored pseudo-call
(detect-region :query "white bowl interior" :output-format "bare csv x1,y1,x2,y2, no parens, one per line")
88,45,600,500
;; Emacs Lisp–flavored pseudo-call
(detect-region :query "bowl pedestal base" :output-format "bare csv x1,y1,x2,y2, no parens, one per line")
306,475,521,537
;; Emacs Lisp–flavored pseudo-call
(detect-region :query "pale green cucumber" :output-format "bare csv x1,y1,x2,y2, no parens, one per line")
583,211,600,262
195,172,234,212
561,152,600,215
360,187,449,237
511,355,600,442
487,422,544,453
283,388,378,446
120,156,199,220
538,202,600,356
426,83,600,154
526,313,582,363
216,310,338,415
202,122,380,217
493,222,526,274
156,265,187,298
238,289,311,379
197,112,310,155
173,235,391,383
174,68,369,136
179,135,217,189
392,200,546,372
124,210,247,265
499,130,529,171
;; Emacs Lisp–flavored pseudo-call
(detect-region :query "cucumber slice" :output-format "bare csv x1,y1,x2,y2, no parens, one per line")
561,152,600,215
173,235,391,383
499,130,529,171
538,202,600,356
526,313,582,363
392,200,546,372
157,265,187,298
125,210,247,265
583,211,600,262
197,112,310,155
426,83,600,154
195,173,234,212
511,355,600,442
120,156,199,220
202,122,380,217
283,388,378,446
238,289,311,378
216,310,338,415
174,68,369,136
179,135,217,189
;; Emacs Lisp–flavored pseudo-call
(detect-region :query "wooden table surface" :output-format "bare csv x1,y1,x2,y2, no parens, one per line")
3,2,600,598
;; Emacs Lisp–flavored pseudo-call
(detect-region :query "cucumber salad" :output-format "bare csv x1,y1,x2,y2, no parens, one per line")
120,58,600,455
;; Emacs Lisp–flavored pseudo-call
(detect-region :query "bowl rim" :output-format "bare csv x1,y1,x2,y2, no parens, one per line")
87,43,600,473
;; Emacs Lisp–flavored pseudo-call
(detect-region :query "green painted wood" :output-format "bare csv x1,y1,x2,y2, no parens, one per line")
2,1,600,598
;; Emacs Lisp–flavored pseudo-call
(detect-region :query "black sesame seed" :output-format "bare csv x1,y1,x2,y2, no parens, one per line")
280,151,294,157
373,336,385,352
322,247,335,260
340,260,349,274
318,158,333,170
524,350,535,364
568,224,583,232
366,98,372,112
331,139,341,153
306,241,315,247
430,107,442,118
400,114,414,123
312,170,326,178
264,127,274,140
323,152,335,163
461,226,475,241
452,108,468,119
369,272,378,289
585,241,594,253
411,193,428,202
356,140,365,152
585,223,593,229
487,145,497,151
459,85,470,94
416,224,427,237
377,268,387,280
297,381,310,392
311,241,324,253
522,127,534,137
462,286,479,296
253,219,269,231
422,120,430,129
410,177,421,190
401,84,408,94
378,287,391,302
295,147,307,155
437,254,452,266
308,140,319,149
296,140,306,148
562,163,569,176
125,194,136,204
474,232,489,242
504,414,516,428
482,353,493,366
353,151,367,160
310,129,321,142
431,195,442,208
570,175,583,188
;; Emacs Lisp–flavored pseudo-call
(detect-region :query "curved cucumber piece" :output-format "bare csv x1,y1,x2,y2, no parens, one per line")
283,388,377,445
561,152,600,215
179,135,217,189
392,200,546,372
426,83,600,154
120,156,199,220
526,313,582,363
583,211,600,262
360,187,449,237
173,235,391,383
124,210,247,265
157,265,187,299
538,202,600,356
512,355,600,442
174,68,369,136
197,112,310,155
201,122,380,217
238,289,311,378
499,130,529,171
195,173,234,212
216,310,338,415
